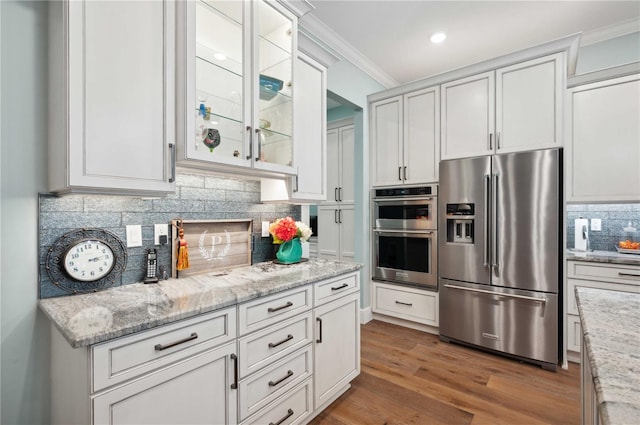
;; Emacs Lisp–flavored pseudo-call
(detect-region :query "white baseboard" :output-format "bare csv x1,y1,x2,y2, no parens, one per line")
360,306,373,324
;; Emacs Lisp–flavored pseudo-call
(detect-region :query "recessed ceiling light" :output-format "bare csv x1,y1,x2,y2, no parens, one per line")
430,32,446,44
214,53,227,61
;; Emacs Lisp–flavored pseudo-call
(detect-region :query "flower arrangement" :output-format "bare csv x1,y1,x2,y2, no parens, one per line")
269,216,313,244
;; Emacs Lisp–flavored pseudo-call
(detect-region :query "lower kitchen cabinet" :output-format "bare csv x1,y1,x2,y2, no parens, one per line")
314,291,360,410
93,341,238,425
566,260,640,361
372,281,438,327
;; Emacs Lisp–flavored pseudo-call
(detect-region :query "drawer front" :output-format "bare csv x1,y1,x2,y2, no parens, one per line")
239,286,312,336
373,283,438,326
567,261,640,285
567,278,640,316
238,312,313,378
567,315,582,353
92,307,236,392
239,346,313,421
314,272,359,306
241,378,313,425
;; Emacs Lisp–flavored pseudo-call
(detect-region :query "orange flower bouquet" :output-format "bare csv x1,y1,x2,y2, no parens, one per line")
269,217,312,263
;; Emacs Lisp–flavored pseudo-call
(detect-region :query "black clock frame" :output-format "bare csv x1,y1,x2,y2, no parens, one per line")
45,228,128,294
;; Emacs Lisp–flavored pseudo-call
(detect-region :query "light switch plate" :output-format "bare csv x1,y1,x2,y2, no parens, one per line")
591,218,602,231
154,223,169,245
126,225,142,247
261,221,270,237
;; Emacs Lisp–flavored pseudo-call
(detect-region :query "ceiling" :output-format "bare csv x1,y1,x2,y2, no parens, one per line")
303,1,640,86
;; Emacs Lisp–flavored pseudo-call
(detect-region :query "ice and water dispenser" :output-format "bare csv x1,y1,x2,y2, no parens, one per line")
446,203,475,244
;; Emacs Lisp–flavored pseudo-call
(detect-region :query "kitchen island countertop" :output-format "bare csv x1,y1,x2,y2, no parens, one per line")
566,249,640,266
39,258,362,348
575,287,640,425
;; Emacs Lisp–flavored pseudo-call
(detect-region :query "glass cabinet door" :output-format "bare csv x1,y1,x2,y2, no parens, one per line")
254,0,294,171
193,0,249,166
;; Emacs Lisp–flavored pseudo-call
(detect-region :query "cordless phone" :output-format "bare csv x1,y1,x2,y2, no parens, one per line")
144,248,159,284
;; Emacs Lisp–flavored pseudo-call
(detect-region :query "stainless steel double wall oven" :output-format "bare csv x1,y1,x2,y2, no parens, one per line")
372,185,438,289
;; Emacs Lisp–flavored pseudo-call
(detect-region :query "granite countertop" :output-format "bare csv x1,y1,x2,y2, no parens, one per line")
575,287,640,425
566,249,640,266
39,258,362,348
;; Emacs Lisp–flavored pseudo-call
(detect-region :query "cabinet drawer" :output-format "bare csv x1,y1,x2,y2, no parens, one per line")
241,378,313,425
567,278,640,316
238,312,312,378
567,261,640,285
92,307,236,392
567,315,582,353
373,282,438,326
239,346,313,421
314,272,359,306
239,286,312,336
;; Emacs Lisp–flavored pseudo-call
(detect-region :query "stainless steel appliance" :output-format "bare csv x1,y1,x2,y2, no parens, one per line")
372,185,438,289
438,149,562,370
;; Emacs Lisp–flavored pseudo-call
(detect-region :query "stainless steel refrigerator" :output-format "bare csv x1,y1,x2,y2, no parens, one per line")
438,148,562,370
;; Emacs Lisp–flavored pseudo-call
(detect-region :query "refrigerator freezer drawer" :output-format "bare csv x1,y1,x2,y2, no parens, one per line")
439,280,558,366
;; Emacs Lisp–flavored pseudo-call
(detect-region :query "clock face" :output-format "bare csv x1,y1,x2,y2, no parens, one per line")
63,239,116,282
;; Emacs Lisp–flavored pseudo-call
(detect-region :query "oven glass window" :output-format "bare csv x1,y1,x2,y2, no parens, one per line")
378,235,431,273
378,204,433,221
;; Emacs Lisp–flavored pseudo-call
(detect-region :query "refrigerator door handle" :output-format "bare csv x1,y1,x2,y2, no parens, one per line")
492,173,500,269
484,174,491,267
444,284,547,303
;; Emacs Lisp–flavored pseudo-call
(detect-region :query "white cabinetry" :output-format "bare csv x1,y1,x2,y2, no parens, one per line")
178,0,299,177
371,86,440,186
372,281,439,327
313,274,360,411
441,53,564,160
48,0,176,195
51,307,237,425
566,260,640,360
317,204,355,262
566,72,640,202
326,121,355,203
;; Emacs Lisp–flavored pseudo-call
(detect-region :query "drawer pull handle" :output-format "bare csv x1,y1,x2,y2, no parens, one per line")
269,334,293,349
154,332,198,351
268,370,294,387
230,353,238,389
395,301,413,306
316,318,323,343
619,272,640,278
268,301,293,313
269,408,294,425
331,283,349,291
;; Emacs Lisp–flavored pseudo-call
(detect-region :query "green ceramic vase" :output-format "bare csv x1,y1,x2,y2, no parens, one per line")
276,238,302,264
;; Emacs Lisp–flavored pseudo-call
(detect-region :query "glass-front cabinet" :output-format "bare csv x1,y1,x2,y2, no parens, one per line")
178,0,296,176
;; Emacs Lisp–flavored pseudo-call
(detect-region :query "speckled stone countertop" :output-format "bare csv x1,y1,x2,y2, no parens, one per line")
39,258,362,348
566,249,640,266
575,287,640,425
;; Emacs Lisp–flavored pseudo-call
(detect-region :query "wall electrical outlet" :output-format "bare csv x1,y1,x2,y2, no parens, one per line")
261,221,270,237
591,218,602,231
154,223,169,245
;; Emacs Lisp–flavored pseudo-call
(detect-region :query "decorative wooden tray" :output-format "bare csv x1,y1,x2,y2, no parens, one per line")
171,219,252,278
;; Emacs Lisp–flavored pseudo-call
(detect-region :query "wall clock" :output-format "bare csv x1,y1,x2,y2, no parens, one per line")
45,228,127,294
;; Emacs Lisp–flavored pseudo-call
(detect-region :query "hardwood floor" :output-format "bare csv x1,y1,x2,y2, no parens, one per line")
310,320,580,425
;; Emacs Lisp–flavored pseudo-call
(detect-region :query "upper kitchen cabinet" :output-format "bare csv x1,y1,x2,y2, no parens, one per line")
325,120,355,204
441,53,565,160
566,65,640,203
371,86,440,187
177,0,301,177
48,0,176,195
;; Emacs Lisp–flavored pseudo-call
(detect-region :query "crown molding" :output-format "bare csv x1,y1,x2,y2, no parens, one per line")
299,14,399,89
580,17,640,46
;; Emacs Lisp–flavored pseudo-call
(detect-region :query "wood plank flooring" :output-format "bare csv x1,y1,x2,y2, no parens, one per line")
309,320,580,425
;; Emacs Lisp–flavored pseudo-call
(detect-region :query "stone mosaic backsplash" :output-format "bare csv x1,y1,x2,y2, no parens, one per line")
39,172,300,298
566,203,640,251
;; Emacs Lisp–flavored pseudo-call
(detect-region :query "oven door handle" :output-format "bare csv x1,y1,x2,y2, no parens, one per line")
373,229,435,235
373,197,435,203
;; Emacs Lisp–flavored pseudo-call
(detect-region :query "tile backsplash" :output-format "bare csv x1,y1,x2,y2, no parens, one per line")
566,203,640,251
39,172,300,298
